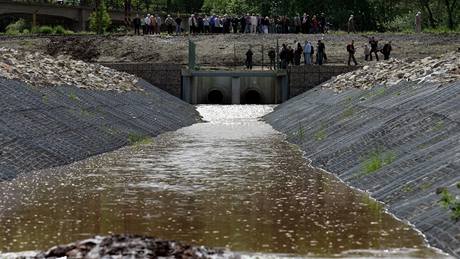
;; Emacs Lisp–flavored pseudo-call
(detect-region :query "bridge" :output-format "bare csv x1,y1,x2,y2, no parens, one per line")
0,0,128,31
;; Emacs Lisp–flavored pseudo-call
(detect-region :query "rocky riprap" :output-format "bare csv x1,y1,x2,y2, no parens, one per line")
322,51,460,92
1,235,225,259
0,48,139,92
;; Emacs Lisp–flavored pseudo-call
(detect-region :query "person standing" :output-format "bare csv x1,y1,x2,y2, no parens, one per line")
364,44,370,61
280,44,288,69
303,40,312,64
155,15,162,34
319,13,326,33
381,41,392,60
133,14,141,35
250,13,258,33
246,47,254,70
240,15,246,33
347,40,358,66
301,13,308,33
369,36,379,61
175,15,182,35
294,42,303,65
317,40,325,65
232,16,239,33
415,12,422,33
189,14,197,34
144,14,151,34
204,16,210,33
348,15,356,33
311,15,318,34
150,15,157,34
268,47,276,70
165,15,175,35
294,14,301,33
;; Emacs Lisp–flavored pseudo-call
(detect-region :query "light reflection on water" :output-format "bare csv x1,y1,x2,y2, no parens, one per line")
0,105,447,258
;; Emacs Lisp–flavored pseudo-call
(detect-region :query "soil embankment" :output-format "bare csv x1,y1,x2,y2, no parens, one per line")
264,54,460,256
1,33,459,65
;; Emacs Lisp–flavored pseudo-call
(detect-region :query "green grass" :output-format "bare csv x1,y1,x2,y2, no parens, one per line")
296,123,305,143
438,184,460,221
314,128,327,141
341,107,355,119
127,133,152,146
68,92,79,101
360,150,396,176
431,121,445,132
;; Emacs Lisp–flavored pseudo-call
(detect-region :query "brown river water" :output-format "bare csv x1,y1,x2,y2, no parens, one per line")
0,105,449,258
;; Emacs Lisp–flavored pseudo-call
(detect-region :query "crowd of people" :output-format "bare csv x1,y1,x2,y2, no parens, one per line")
132,13,331,35
244,37,393,70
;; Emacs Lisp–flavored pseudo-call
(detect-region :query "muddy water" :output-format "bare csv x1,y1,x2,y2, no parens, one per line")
0,106,446,258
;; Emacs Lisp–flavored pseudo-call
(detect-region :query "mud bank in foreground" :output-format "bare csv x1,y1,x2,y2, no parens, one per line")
264,81,460,257
0,78,200,181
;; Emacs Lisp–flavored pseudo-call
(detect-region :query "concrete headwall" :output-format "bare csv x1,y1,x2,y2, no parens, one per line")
264,82,460,257
0,78,200,181
103,63,183,98
288,65,359,98
103,63,358,102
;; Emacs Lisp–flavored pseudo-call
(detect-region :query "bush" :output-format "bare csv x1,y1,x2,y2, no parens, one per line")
64,30,75,35
38,26,54,34
6,19,28,34
382,12,416,32
54,25,66,35
22,29,30,34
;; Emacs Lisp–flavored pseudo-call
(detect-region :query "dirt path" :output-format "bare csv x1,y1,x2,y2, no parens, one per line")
1,33,459,65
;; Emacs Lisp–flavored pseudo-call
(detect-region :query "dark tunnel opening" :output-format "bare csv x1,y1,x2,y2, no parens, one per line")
244,90,262,104
207,90,224,104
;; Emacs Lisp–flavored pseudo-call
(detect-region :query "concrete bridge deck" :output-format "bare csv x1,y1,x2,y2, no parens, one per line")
0,0,127,30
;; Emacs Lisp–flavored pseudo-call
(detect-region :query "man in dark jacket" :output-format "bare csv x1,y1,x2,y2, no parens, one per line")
317,40,325,65
268,47,276,70
347,40,358,66
369,36,379,61
246,47,254,70
133,14,141,35
280,44,288,69
381,41,392,60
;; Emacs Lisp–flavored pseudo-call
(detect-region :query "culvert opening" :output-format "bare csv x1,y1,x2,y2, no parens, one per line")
244,90,262,104
208,90,224,104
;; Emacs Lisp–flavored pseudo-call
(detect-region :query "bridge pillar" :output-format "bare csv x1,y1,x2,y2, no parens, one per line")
181,75,192,104
231,77,241,104
78,9,87,31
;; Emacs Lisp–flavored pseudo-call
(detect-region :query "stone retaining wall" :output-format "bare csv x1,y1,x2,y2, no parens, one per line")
288,65,359,97
264,82,460,257
103,63,183,98
0,78,200,181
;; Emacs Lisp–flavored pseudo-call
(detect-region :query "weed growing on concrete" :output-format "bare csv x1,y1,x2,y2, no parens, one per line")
314,124,327,141
68,92,79,101
342,107,355,119
437,183,460,221
42,94,49,104
297,123,305,143
360,150,396,176
128,133,152,146
431,121,445,132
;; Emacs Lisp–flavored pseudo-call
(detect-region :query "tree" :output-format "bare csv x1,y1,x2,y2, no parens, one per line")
443,0,457,29
89,0,111,34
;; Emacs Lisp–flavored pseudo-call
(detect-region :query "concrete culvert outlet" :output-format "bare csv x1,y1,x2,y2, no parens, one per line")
244,90,262,104
207,90,224,104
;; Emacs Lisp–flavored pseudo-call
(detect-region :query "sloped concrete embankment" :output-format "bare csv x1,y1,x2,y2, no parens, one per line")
264,82,460,257
0,78,200,181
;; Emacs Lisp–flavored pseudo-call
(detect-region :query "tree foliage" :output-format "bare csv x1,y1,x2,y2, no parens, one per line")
76,0,458,31
89,0,112,33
